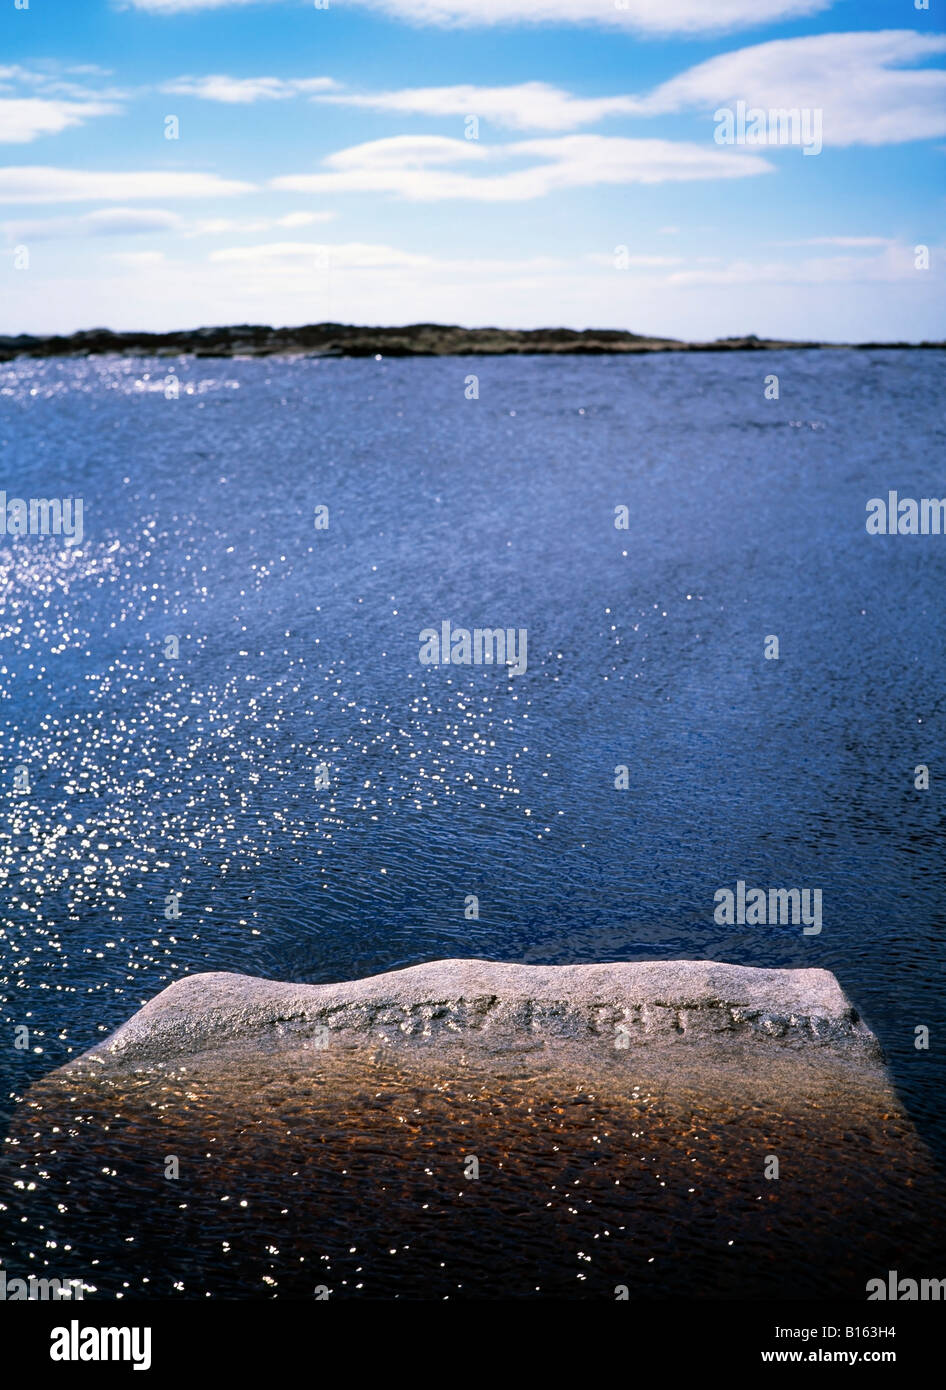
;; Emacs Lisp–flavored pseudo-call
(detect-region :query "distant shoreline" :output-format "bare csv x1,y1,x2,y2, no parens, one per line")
2,322,944,362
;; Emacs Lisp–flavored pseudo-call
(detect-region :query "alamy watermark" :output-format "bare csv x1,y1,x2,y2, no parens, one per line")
866,492,946,535
49,1320,152,1371
866,1271,945,1300
714,101,822,156
0,492,84,545
0,1270,85,1300
714,880,822,934
419,620,528,675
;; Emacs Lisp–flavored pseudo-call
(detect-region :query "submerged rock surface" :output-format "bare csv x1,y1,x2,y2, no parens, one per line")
4,961,941,1299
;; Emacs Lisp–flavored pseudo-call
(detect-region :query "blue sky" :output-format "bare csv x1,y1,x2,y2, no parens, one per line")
1,0,944,338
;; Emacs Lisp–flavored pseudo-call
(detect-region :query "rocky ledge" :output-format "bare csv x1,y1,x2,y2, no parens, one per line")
13,960,940,1300
65,958,883,1079
2,323,944,362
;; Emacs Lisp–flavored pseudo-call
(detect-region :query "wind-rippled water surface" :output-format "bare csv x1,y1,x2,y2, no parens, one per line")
1,349,944,1162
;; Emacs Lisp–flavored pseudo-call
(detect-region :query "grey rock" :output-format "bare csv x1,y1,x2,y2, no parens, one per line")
66,958,883,1077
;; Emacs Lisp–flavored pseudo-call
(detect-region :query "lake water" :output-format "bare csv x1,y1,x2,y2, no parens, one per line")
1,347,944,1183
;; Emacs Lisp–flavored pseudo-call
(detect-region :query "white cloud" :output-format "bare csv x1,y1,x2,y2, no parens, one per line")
180,31,946,141
124,0,275,10
3,206,335,241
108,250,168,268
5,232,943,344
313,81,639,131
665,241,931,286
776,236,894,247
585,252,684,267
189,210,336,234
162,74,337,103
209,240,432,269
219,240,570,275
342,33,946,143
0,63,123,99
0,97,121,144
0,167,256,203
185,234,934,330
2,207,184,241
640,30,946,145
360,0,832,31
202,235,930,289
273,133,772,201
125,0,833,36
0,64,127,142
278,210,334,227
